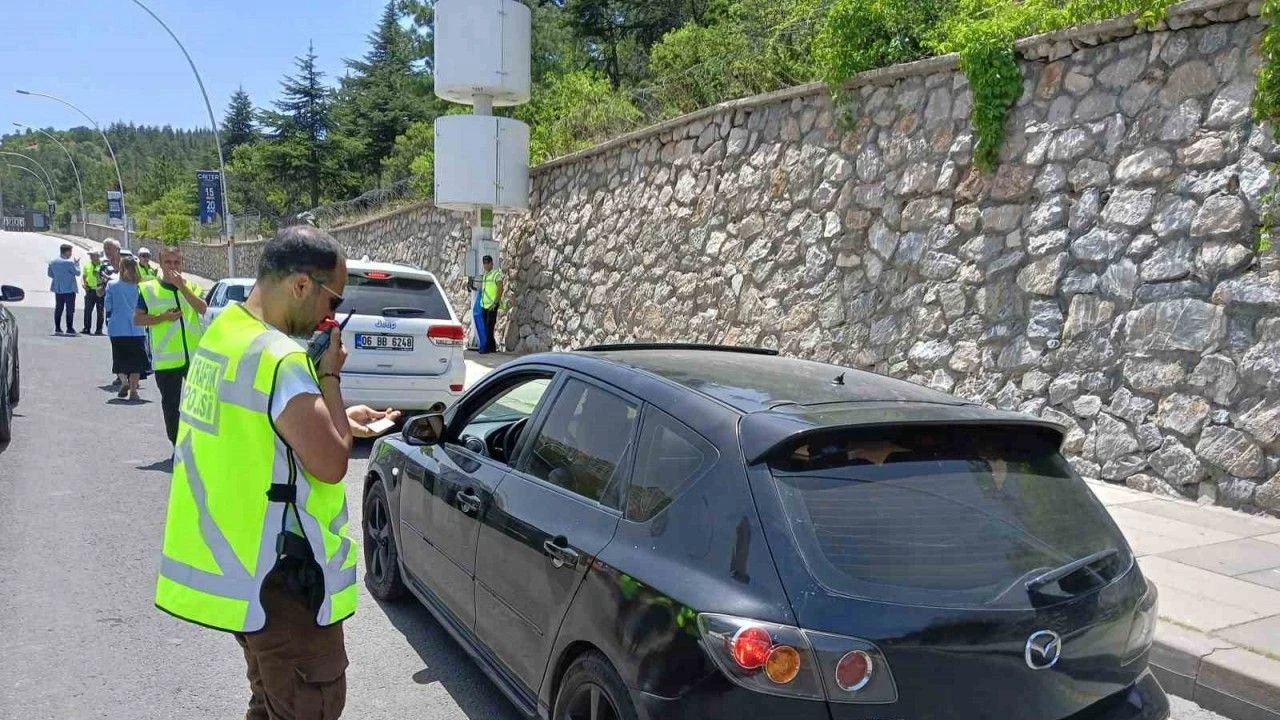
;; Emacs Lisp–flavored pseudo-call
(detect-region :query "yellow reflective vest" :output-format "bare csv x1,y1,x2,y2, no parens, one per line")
82,263,101,291
138,278,204,371
481,269,502,310
154,305,357,632
137,262,159,281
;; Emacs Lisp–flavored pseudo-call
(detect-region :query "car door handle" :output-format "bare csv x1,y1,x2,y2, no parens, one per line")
543,538,579,569
456,490,481,515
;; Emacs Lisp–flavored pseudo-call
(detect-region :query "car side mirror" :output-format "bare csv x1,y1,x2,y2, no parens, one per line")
0,285,25,303
402,413,446,446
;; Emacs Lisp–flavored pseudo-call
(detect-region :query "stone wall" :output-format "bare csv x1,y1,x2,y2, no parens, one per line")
178,240,263,282
329,0,1277,513
75,222,125,245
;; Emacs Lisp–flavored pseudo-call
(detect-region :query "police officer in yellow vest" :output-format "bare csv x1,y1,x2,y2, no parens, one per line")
80,250,106,335
479,254,504,354
155,226,398,720
136,246,160,281
134,246,208,445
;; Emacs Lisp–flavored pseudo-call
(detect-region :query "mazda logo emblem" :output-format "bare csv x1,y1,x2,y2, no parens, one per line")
1025,630,1062,670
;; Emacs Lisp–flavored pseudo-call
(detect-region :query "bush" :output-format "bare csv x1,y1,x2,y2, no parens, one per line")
517,70,643,163
159,215,190,246
815,0,949,86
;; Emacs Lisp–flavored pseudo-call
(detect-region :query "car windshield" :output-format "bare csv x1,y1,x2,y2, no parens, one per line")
767,424,1132,610
341,273,450,319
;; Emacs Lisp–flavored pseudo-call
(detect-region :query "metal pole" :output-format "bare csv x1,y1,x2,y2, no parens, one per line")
16,89,131,250
15,123,86,229
128,0,234,276
6,164,52,225
0,151,56,202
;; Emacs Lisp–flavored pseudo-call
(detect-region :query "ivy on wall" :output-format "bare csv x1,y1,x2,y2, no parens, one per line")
817,0,1178,171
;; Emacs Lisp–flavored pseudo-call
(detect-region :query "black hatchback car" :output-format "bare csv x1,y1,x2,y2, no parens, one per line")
363,344,1168,720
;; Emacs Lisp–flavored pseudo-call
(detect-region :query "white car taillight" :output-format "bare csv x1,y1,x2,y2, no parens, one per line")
697,613,898,703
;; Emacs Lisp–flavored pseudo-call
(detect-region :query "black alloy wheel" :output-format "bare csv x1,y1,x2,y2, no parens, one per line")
363,481,408,601
554,653,638,720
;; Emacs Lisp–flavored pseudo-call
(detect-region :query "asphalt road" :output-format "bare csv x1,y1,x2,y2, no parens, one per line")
0,229,1228,720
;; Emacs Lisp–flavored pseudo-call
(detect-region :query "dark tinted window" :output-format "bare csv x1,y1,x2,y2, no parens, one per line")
626,409,716,522
525,379,639,507
341,274,450,319
769,425,1131,609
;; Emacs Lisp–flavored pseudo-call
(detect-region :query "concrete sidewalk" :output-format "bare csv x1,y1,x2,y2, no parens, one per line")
1089,480,1280,720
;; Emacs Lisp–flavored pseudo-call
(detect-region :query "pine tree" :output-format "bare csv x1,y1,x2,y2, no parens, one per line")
337,1,436,186
222,87,258,155
265,41,334,209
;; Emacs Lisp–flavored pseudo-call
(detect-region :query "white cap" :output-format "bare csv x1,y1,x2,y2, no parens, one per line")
137,247,151,256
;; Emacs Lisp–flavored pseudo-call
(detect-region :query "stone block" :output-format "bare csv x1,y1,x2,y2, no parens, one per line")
1197,425,1266,478
1157,393,1213,437
1125,299,1226,353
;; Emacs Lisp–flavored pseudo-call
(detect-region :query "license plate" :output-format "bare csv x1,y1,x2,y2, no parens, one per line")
355,333,414,351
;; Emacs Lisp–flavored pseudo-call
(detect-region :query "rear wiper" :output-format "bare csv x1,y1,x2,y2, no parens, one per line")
381,307,426,317
1025,549,1119,594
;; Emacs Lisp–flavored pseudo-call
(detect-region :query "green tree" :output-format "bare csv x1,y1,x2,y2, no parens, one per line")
564,0,726,88
384,120,435,194
223,87,259,156
260,41,363,210
338,1,439,186
515,69,642,163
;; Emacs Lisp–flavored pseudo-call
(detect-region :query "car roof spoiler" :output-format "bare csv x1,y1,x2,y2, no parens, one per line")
740,402,1069,466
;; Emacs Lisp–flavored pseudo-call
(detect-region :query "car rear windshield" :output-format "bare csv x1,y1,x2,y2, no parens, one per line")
767,424,1132,610
340,274,450,319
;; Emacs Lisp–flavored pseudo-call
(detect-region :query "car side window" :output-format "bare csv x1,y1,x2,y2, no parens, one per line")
626,408,717,522
205,283,223,305
457,375,554,444
523,378,639,508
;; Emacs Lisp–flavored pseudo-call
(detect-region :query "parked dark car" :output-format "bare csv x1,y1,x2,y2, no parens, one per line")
363,344,1168,720
0,284,25,443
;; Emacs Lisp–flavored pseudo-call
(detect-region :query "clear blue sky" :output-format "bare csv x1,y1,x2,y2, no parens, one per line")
1,0,387,134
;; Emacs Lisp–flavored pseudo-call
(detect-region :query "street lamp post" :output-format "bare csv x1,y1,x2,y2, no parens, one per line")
16,89,131,250
5,164,53,227
0,150,56,205
14,123,86,228
129,0,234,276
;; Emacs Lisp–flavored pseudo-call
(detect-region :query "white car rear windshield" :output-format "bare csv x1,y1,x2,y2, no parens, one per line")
341,274,450,319
767,424,1131,609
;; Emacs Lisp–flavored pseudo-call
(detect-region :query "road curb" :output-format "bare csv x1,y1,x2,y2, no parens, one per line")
1150,623,1280,720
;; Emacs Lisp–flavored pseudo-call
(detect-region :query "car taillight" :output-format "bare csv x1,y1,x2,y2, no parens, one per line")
428,324,465,347
697,613,898,704
698,614,825,700
731,627,772,669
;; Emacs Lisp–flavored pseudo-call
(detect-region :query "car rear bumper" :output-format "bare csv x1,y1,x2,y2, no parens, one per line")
629,670,1168,720
341,371,464,412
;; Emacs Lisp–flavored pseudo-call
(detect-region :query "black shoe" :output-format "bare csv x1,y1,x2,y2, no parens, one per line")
117,386,129,399
94,331,105,336
81,329,90,334
111,378,122,387
66,330,78,336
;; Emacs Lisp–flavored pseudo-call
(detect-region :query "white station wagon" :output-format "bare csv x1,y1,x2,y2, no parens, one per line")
202,259,467,413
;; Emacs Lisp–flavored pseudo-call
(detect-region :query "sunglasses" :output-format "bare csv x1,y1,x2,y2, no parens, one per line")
311,276,344,312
